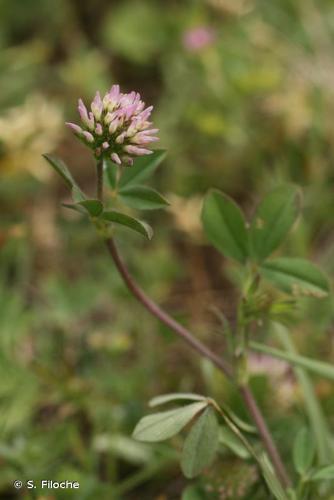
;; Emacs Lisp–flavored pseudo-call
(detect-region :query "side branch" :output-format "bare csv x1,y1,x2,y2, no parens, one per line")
105,236,291,489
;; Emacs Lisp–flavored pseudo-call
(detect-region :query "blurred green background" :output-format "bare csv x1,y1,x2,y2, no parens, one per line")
0,0,334,498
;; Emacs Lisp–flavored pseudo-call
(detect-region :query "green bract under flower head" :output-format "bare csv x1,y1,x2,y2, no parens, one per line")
66,85,159,166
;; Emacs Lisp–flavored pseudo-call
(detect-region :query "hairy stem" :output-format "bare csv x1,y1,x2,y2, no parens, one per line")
105,237,291,489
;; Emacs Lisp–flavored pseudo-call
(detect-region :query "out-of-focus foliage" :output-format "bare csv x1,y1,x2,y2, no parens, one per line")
0,0,334,498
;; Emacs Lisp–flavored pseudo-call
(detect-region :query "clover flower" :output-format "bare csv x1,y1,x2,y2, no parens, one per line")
183,26,216,52
66,86,159,166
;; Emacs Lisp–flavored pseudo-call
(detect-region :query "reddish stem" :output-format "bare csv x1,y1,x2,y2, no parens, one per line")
240,385,291,488
105,237,291,489
106,238,232,377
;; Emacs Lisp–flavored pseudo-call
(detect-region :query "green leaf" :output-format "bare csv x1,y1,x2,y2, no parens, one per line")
101,210,153,239
287,491,298,500
93,434,152,464
309,464,334,481
181,485,204,500
43,154,84,194
250,185,302,262
149,393,207,408
149,394,255,433
273,322,334,464
293,427,315,475
250,341,334,382
260,257,329,298
62,203,86,215
181,407,219,478
220,404,257,434
201,190,249,263
77,199,104,217
132,401,208,442
119,185,169,210
62,199,103,217
219,426,250,459
258,453,290,500
71,186,86,202
119,150,167,187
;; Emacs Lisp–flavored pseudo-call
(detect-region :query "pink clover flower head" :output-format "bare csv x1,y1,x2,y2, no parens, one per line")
66,85,159,166
183,26,216,52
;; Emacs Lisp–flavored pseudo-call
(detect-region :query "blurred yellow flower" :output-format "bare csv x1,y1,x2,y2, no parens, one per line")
168,194,203,241
264,83,312,138
0,95,63,179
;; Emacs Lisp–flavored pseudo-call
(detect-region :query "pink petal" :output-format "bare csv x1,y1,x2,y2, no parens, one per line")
123,145,152,156
91,91,103,120
109,118,120,134
116,132,126,144
135,128,159,136
111,153,121,165
132,135,159,145
109,84,120,99
65,122,82,134
82,131,94,143
139,105,153,121
78,99,88,120
95,123,103,135
124,104,137,120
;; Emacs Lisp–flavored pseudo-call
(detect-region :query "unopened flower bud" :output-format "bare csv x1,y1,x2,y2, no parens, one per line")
95,123,103,135
124,145,152,155
82,131,94,143
116,132,126,144
66,122,82,134
111,152,121,165
109,119,119,134
91,91,103,121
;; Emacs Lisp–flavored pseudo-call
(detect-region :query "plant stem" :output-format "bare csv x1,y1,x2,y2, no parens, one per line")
96,159,104,202
240,384,291,488
105,238,232,377
104,236,291,489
